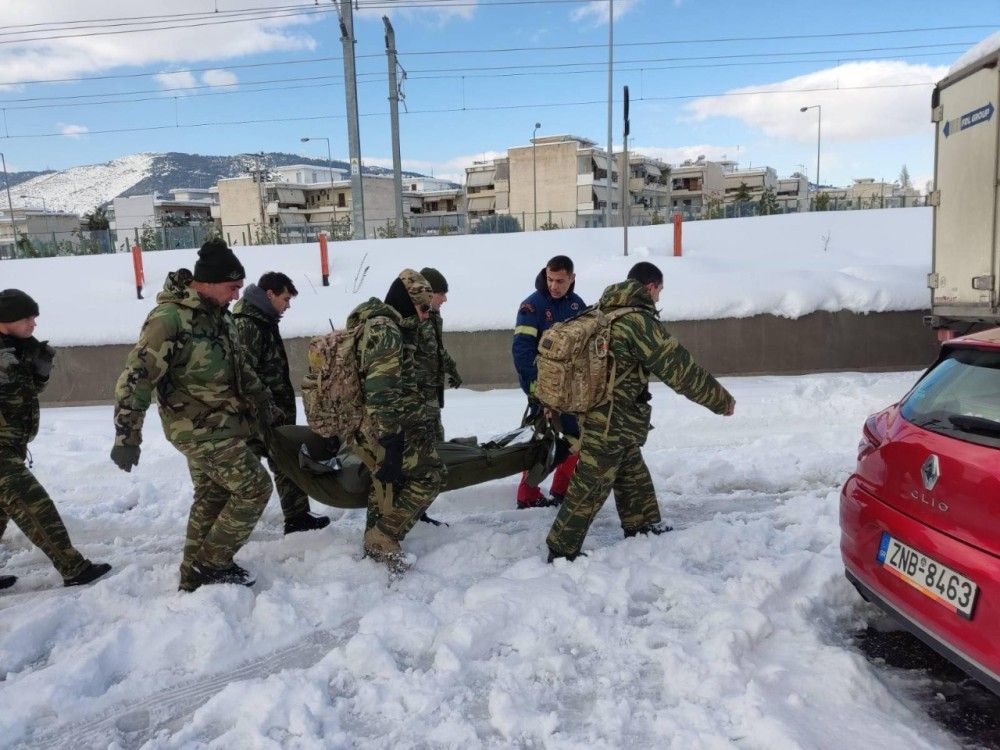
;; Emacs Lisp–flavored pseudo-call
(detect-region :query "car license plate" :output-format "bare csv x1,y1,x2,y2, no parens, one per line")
877,532,978,619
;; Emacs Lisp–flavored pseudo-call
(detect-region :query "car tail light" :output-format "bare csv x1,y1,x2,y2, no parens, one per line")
858,413,885,460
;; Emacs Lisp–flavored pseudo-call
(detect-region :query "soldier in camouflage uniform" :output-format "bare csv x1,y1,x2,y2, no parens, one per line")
546,262,736,561
350,269,445,572
414,267,462,442
232,272,330,535
0,289,111,590
111,239,278,591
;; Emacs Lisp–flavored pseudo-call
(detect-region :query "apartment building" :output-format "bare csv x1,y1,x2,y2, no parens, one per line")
776,174,809,213
815,178,923,210
669,157,725,218
404,177,465,234
721,162,779,204
113,188,217,241
0,208,84,258
621,154,671,223
465,158,510,225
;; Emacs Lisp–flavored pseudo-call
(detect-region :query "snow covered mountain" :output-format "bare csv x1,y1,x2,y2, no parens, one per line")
5,152,431,216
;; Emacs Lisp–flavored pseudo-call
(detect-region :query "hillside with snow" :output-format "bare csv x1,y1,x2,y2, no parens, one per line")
6,151,439,216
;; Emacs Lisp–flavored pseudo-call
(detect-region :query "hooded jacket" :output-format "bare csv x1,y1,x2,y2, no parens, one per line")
113,269,272,448
232,285,295,425
511,268,586,394
582,280,734,445
0,334,51,453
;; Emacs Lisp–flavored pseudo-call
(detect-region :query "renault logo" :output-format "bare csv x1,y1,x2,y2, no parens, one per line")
921,455,940,491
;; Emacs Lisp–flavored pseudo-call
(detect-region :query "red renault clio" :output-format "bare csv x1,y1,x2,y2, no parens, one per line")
841,329,1000,694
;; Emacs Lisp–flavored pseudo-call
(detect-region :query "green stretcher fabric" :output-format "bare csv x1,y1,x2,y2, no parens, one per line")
268,425,561,509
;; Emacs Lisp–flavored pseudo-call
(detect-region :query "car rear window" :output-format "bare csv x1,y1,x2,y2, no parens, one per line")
901,347,1000,449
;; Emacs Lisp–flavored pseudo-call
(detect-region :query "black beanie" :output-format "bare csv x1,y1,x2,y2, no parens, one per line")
419,267,448,294
193,238,245,283
0,289,40,323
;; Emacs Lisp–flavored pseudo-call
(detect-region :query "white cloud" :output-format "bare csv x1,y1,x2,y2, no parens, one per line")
571,0,640,25
201,69,239,88
58,123,89,138
683,61,948,142
154,71,197,91
0,1,320,85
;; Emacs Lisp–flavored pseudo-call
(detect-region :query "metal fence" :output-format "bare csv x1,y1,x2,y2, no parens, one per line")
0,198,928,260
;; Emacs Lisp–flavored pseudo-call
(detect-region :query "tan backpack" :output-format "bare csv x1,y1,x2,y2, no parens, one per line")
301,317,389,444
534,306,642,414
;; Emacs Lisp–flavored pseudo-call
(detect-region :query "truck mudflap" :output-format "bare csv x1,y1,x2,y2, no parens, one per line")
268,424,568,509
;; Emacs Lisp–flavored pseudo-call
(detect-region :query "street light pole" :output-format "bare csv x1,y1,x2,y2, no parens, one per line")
800,105,821,193
0,152,19,254
532,122,540,231
300,137,334,188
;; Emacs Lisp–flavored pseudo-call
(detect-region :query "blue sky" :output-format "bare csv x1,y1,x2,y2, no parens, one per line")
0,0,996,189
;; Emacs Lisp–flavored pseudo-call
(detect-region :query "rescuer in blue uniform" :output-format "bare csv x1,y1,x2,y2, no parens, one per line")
511,255,586,508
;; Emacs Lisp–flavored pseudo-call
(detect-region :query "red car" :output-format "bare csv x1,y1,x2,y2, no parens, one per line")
841,328,1000,695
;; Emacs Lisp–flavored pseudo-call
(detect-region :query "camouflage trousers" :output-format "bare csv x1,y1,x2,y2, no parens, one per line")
546,436,661,557
249,436,310,520
175,437,273,589
423,402,445,442
0,450,89,579
357,426,445,541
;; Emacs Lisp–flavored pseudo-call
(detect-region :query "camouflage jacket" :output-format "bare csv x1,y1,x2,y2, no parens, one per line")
0,334,51,451
232,289,296,425
582,280,734,445
346,297,422,440
415,311,460,407
113,269,272,448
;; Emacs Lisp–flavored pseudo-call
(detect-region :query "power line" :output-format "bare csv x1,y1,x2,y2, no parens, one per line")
0,79,939,140
0,41,966,107
0,23,989,86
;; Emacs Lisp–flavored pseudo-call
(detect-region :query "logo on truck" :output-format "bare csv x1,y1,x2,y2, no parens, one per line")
943,102,994,137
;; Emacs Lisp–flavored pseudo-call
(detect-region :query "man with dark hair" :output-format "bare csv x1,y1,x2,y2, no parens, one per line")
512,254,585,508
232,271,329,535
0,290,111,590
348,269,445,573
112,239,278,591
545,261,735,561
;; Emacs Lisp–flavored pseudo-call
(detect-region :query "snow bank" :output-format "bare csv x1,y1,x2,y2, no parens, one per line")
0,372,962,748
0,208,931,347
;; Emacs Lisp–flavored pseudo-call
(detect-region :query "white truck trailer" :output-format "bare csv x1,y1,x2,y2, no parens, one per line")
928,41,1000,335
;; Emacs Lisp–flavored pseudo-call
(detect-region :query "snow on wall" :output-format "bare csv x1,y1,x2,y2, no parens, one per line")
947,30,1000,75
0,207,932,347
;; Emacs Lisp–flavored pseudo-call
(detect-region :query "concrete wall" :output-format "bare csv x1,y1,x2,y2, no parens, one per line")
40,310,940,406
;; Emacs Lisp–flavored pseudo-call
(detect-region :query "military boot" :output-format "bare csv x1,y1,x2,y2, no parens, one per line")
623,522,674,538
189,560,256,589
363,526,410,574
0,574,16,590
63,562,112,587
284,511,331,536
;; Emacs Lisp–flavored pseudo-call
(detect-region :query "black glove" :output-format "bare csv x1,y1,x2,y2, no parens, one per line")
33,341,55,379
110,444,141,472
374,432,405,484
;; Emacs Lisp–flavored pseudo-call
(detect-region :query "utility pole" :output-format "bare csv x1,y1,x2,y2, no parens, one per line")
0,152,18,254
383,16,405,231
338,0,366,240
622,85,629,256
605,0,614,229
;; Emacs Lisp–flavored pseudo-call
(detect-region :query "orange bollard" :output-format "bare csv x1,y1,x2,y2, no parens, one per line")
672,212,682,257
131,244,145,299
319,232,330,287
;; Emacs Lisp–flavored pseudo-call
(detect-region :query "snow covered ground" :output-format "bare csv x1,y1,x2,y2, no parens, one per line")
0,207,931,347
0,370,971,749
